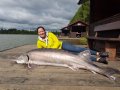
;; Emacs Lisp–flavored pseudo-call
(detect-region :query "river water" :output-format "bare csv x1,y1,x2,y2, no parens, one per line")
0,34,37,51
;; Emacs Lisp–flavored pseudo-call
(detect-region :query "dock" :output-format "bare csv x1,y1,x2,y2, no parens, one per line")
0,45,120,90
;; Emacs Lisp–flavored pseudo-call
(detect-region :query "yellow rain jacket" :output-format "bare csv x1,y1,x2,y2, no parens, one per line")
37,32,62,49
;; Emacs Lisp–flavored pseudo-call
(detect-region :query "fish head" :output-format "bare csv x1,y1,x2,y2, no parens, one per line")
16,55,28,64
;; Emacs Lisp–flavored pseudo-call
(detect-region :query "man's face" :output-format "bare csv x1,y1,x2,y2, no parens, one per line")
38,28,46,39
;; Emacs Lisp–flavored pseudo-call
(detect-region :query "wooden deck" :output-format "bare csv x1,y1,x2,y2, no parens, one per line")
0,45,120,90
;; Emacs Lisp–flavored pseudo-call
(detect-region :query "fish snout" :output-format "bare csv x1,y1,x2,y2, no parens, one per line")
15,55,28,64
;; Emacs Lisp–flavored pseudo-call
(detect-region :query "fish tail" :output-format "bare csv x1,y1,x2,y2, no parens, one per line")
101,67,120,80
87,63,120,80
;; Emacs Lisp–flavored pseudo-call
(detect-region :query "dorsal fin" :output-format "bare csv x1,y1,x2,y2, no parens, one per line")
78,50,91,60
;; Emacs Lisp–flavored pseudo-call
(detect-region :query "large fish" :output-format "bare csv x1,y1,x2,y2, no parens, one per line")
15,48,120,80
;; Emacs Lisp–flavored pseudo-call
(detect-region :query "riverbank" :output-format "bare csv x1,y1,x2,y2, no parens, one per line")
0,45,120,90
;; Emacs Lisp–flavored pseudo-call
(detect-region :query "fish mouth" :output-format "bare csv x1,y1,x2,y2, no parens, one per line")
16,60,26,64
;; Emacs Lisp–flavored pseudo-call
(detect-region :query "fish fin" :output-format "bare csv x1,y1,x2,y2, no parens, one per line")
67,65,79,71
26,60,38,69
101,67,120,80
78,50,93,64
69,67,79,71
91,70,97,74
78,50,91,60
102,67,120,75
27,62,32,68
109,76,116,81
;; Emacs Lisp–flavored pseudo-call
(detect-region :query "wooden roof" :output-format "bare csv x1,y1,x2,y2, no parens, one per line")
68,20,88,27
61,21,88,30
94,21,120,31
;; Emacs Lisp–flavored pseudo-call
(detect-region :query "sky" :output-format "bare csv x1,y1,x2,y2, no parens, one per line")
0,0,79,30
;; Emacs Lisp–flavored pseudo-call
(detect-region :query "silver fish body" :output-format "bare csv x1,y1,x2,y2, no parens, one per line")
16,49,120,80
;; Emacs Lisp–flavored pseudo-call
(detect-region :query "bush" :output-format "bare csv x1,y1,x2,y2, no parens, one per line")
79,37,88,45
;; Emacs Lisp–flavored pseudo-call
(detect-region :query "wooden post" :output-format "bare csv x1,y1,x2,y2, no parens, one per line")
105,42,116,60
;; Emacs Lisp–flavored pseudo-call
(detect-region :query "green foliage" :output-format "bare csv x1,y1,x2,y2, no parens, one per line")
70,0,90,24
0,28,60,35
79,37,88,45
0,28,37,34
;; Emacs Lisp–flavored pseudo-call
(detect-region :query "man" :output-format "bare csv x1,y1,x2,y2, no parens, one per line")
37,26,109,64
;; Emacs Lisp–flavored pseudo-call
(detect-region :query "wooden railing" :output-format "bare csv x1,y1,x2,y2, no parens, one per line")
88,36,120,41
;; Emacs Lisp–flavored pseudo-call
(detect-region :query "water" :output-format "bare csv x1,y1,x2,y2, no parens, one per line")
0,34,37,51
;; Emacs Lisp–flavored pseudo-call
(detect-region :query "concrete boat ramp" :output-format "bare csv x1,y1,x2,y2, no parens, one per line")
0,45,120,90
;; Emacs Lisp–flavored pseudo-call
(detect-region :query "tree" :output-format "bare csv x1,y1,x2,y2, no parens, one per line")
70,0,90,24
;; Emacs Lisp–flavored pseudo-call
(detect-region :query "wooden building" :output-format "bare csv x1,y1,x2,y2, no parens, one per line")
81,0,120,60
61,21,88,38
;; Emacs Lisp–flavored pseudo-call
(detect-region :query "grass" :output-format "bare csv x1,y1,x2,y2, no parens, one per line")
79,37,88,45
59,37,88,45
